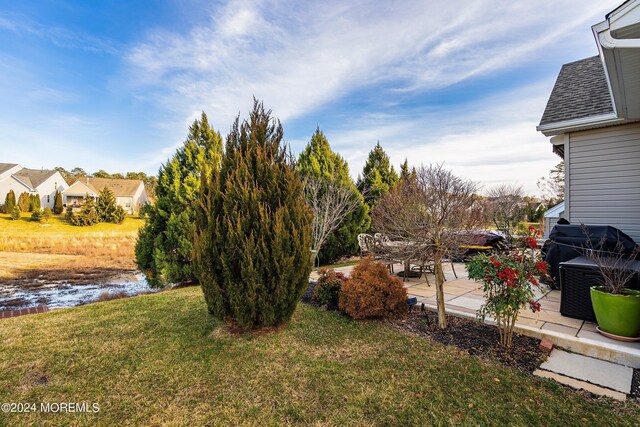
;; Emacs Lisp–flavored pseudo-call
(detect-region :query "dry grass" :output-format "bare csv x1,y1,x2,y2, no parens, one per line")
0,214,144,283
0,287,638,426
96,291,129,302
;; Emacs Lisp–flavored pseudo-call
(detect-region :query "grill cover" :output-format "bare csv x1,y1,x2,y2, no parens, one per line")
542,224,639,289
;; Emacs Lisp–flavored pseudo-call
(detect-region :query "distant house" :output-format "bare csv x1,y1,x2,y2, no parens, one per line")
537,0,640,242
543,202,565,239
0,163,68,209
62,177,149,214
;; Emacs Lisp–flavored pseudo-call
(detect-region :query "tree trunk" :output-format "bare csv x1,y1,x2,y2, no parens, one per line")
434,247,447,329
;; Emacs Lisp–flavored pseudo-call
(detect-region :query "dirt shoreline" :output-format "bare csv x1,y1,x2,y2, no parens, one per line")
0,268,141,288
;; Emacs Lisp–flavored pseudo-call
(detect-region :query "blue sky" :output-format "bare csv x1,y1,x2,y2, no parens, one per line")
0,0,622,194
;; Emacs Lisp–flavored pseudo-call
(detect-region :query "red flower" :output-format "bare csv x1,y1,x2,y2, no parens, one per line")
529,300,541,312
535,261,548,274
522,237,538,249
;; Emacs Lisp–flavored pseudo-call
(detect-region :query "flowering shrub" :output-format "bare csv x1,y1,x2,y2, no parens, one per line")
313,269,348,310
466,236,548,347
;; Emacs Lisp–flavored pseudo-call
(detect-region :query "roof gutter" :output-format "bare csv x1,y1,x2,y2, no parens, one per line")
536,112,624,136
592,2,640,120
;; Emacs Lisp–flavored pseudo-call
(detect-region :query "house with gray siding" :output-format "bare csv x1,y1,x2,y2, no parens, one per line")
537,0,640,242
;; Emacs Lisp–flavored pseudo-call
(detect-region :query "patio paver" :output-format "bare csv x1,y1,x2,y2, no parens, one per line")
313,261,640,368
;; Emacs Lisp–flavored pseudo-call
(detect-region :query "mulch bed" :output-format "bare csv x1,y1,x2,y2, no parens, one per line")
632,369,639,401
302,278,545,373
388,309,545,373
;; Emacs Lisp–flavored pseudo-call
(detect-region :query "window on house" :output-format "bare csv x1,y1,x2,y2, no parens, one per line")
47,195,50,203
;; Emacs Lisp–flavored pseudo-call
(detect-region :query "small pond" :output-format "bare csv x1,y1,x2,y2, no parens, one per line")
0,274,160,311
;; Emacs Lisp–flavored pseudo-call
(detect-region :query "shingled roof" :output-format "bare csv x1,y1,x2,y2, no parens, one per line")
539,56,614,126
0,163,19,176
76,177,144,197
12,168,58,190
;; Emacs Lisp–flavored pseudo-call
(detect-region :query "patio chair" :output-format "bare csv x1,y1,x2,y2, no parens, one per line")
357,233,374,258
374,233,390,243
408,258,434,286
374,236,399,273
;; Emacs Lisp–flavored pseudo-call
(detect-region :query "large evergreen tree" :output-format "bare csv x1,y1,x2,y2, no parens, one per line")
135,112,223,286
194,100,312,329
357,142,398,209
298,128,369,263
96,187,118,222
4,190,16,214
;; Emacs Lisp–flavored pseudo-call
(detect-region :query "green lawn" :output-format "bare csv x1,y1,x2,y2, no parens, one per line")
1,287,637,426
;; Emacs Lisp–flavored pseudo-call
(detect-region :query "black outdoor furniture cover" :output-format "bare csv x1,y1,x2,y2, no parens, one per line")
542,224,639,289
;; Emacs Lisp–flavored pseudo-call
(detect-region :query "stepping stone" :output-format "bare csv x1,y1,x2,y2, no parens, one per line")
539,349,633,394
533,369,627,401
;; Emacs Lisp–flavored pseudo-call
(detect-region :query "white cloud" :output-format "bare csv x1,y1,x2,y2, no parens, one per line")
127,0,617,121
124,0,619,192
326,82,561,196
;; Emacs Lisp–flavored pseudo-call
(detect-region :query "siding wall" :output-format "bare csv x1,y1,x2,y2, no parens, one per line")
567,122,640,241
35,172,68,209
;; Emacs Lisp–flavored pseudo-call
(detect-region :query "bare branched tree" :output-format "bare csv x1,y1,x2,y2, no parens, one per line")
581,225,640,294
486,184,525,244
373,164,482,328
303,176,363,266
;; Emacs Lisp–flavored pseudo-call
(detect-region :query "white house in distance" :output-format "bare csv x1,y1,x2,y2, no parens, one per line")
62,177,149,214
0,163,68,209
537,0,640,242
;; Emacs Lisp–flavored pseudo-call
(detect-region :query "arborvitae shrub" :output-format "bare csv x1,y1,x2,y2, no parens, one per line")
31,209,42,222
28,194,40,212
4,190,16,214
53,190,63,214
194,100,313,330
313,269,348,310
338,257,407,319
112,205,126,224
42,207,52,223
17,192,30,212
10,206,21,220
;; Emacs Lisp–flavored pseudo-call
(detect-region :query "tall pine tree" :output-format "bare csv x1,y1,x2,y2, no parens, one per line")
135,112,223,286
298,128,369,263
357,142,398,209
194,100,312,329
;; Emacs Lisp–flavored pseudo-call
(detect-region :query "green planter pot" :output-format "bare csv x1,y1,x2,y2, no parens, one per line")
590,286,640,338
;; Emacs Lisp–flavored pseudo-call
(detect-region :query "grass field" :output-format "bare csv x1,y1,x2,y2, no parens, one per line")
0,286,638,426
0,214,144,282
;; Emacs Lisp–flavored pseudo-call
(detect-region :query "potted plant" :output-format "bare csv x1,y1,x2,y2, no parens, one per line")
587,243,640,339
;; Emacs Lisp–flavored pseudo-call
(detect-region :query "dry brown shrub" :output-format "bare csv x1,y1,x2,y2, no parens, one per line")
96,291,128,302
338,257,407,320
